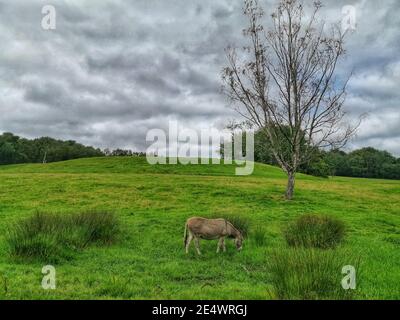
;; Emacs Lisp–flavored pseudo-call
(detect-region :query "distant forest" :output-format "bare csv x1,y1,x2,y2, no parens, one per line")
0,132,104,164
1,132,399,180
299,148,400,180
251,130,400,180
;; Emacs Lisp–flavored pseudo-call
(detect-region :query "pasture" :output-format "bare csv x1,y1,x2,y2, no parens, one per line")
0,157,399,299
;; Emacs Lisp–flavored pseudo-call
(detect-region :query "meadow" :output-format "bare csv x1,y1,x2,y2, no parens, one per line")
0,157,399,299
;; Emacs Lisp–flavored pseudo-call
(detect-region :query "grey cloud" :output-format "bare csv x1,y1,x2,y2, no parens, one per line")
0,0,399,156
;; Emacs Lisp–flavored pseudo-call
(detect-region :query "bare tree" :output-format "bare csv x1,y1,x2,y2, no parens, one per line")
222,0,360,199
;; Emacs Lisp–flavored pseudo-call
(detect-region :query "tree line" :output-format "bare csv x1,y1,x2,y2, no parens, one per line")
0,132,148,165
251,129,400,180
0,132,104,165
302,148,400,180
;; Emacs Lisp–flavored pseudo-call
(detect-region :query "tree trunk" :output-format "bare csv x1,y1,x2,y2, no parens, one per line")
285,171,296,200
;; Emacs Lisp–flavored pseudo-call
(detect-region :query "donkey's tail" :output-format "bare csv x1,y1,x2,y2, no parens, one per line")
183,223,188,248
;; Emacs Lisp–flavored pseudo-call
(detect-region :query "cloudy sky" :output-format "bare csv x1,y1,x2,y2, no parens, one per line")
0,0,399,156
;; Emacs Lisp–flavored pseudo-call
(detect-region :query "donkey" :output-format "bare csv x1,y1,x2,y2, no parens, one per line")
183,217,243,255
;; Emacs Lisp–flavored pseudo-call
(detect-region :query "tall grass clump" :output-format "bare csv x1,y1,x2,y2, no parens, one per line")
266,248,359,300
252,227,267,247
284,214,345,249
7,211,119,262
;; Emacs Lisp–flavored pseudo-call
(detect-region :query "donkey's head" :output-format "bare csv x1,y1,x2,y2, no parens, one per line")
234,233,243,251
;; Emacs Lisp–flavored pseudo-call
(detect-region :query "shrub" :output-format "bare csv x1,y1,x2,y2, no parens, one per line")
266,248,359,300
71,211,119,245
7,211,119,262
252,227,267,247
284,214,345,249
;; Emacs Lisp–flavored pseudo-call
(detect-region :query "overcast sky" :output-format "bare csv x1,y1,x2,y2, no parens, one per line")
0,0,399,156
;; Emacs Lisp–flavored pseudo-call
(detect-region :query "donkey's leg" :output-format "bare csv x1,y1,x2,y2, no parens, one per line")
222,237,226,252
217,237,223,253
185,232,194,254
216,238,222,253
194,237,201,255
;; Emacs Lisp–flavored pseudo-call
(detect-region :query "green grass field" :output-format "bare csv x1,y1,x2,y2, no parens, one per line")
0,157,399,299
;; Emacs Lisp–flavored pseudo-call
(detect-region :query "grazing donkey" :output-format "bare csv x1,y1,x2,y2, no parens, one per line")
184,217,243,255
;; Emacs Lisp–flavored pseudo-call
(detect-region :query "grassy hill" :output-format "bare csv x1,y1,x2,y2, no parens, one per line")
0,157,399,299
